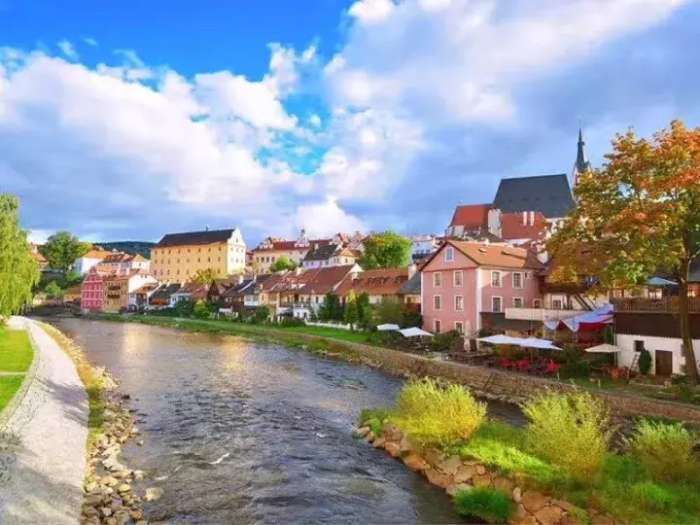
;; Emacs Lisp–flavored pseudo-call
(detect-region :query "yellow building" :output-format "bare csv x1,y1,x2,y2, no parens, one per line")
151,228,246,283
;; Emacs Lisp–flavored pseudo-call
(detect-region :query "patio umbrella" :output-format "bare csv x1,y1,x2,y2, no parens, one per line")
399,327,434,338
584,343,620,354
522,337,562,351
477,334,520,345
377,323,400,332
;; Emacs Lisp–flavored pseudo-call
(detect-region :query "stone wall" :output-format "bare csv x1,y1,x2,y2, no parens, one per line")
355,423,618,525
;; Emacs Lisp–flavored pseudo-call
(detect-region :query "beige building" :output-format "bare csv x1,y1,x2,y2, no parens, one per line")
151,228,246,283
103,272,157,313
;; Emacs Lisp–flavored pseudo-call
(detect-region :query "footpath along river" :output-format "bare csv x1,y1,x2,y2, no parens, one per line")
48,318,523,524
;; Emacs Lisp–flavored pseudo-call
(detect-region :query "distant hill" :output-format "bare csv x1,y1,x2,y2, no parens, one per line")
93,241,156,258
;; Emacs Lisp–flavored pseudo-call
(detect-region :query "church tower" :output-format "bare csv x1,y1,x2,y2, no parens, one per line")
572,128,591,188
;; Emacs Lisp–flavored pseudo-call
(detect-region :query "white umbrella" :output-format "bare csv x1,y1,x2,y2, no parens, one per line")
522,337,562,351
377,323,400,332
478,334,519,345
399,327,434,338
585,343,620,354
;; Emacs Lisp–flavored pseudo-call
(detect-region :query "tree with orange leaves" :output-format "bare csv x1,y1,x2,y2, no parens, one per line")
549,120,700,383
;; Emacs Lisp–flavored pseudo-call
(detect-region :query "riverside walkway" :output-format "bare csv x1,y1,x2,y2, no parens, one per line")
0,316,87,524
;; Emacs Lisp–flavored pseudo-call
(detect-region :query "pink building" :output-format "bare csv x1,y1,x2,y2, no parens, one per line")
80,266,106,312
421,241,543,335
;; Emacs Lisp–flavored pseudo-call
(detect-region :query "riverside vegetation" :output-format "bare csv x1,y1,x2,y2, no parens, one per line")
41,323,155,525
358,379,700,524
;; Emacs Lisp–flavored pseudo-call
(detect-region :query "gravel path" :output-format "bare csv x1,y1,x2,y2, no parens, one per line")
0,316,87,524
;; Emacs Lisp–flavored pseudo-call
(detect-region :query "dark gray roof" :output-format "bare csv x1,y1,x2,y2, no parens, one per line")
399,272,421,295
493,174,574,218
149,283,181,302
303,243,340,261
157,229,236,247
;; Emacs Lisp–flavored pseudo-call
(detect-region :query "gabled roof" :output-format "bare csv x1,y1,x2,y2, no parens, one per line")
422,240,543,271
399,272,421,295
493,174,574,218
156,229,237,248
149,283,181,303
299,265,357,295
336,268,409,296
303,243,342,261
500,211,547,241
81,249,114,260
449,203,491,228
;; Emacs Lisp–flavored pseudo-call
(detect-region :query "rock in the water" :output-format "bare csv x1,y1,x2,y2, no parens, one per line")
145,487,164,502
425,468,453,489
133,470,145,481
384,442,401,457
117,483,131,494
353,426,371,438
403,453,429,472
372,436,386,449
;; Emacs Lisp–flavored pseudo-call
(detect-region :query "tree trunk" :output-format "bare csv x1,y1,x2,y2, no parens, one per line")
678,260,698,384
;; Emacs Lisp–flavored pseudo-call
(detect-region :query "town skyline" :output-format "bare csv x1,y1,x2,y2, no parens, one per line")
2,0,699,243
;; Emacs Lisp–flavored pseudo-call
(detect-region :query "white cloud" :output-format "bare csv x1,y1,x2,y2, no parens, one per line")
348,0,395,23
57,39,78,61
83,37,98,47
295,197,366,237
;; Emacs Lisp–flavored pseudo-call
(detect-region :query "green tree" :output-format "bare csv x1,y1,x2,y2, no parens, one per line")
40,231,91,274
359,231,412,269
192,268,219,284
193,299,211,319
375,297,404,325
0,195,40,320
44,281,64,300
344,291,360,328
549,120,700,384
318,293,343,322
269,256,297,272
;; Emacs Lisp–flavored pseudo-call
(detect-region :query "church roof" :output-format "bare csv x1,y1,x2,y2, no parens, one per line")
156,228,238,247
494,174,574,218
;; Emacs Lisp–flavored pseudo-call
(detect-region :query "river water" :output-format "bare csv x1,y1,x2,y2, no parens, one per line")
49,318,523,524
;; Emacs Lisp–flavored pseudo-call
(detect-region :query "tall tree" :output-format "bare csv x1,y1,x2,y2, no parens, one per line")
40,231,91,273
359,231,412,269
192,268,220,284
269,256,297,272
549,120,700,383
0,194,40,320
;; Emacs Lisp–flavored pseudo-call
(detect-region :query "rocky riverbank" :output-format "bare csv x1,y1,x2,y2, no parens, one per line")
354,422,618,525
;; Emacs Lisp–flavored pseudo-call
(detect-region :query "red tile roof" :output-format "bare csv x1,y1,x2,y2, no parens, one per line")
449,203,491,228
336,268,409,296
423,240,542,271
500,211,547,241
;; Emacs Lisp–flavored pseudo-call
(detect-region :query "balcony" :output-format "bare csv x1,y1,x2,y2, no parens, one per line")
504,307,580,322
611,297,700,313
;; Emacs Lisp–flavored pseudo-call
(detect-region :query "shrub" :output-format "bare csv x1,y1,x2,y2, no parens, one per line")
392,378,486,447
430,330,462,352
523,391,611,480
630,481,675,513
252,305,270,324
453,488,514,524
279,317,305,327
638,349,652,375
626,419,698,482
359,407,391,435
192,300,211,319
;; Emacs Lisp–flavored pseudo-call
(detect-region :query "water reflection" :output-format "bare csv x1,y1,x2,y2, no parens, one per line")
48,318,520,524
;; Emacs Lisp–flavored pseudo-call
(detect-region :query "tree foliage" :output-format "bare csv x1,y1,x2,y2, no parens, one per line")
44,281,64,300
0,195,40,320
318,293,344,322
192,268,220,284
40,231,91,273
359,231,412,269
548,120,700,382
269,256,297,272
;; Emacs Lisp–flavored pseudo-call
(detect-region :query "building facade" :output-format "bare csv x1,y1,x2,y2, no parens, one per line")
150,228,246,282
80,267,106,312
421,241,542,335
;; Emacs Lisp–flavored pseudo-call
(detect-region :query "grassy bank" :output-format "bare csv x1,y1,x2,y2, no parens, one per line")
0,326,34,412
92,313,372,360
363,380,700,524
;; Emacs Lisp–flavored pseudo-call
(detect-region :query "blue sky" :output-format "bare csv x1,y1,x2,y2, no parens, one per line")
1,0,698,245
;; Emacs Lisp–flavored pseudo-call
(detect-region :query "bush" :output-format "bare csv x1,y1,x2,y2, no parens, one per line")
626,419,698,482
252,305,270,324
279,316,305,327
523,392,611,480
638,349,652,375
453,488,514,524
359,407,391,436
430,330,462,352
392,378,486,447
193,300,211,319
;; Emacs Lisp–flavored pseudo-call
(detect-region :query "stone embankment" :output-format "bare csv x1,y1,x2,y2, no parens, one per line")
354,423,618,525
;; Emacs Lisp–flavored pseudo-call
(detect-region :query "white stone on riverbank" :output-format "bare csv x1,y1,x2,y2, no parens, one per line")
0,316,88,524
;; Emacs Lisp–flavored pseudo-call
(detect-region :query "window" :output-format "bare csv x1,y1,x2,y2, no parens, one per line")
433,272,442,287
491,271,502,287
492,296,502,313
552,298,563,309
634,340,645,352
513,297,524,308
512,272,523,289
444,247,454,262
434,319,442,333
533,298,542,308
455,295,464,311
454,270,463,287
433,295,442,310
455,321,464,334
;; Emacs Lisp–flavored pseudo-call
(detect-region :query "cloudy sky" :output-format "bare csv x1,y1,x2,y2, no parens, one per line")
1,0,698,245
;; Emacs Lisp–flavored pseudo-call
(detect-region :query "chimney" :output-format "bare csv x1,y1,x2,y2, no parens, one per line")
408,263,417,279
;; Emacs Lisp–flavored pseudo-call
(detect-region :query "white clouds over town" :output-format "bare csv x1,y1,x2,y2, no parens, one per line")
0,0,695,242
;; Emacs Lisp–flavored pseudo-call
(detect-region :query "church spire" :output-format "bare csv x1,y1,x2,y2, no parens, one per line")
572,127,591,187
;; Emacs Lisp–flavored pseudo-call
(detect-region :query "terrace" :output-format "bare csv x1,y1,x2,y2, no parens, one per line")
612,296,700,313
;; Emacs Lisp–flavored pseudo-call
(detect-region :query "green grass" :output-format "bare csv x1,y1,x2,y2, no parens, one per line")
454,487,515,524
0,327,34,372
0,375,25,412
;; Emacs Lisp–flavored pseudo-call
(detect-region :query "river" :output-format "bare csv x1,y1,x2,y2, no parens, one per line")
48,318,523,524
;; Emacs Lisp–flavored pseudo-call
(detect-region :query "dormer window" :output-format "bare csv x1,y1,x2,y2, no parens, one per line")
445,247,454,262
